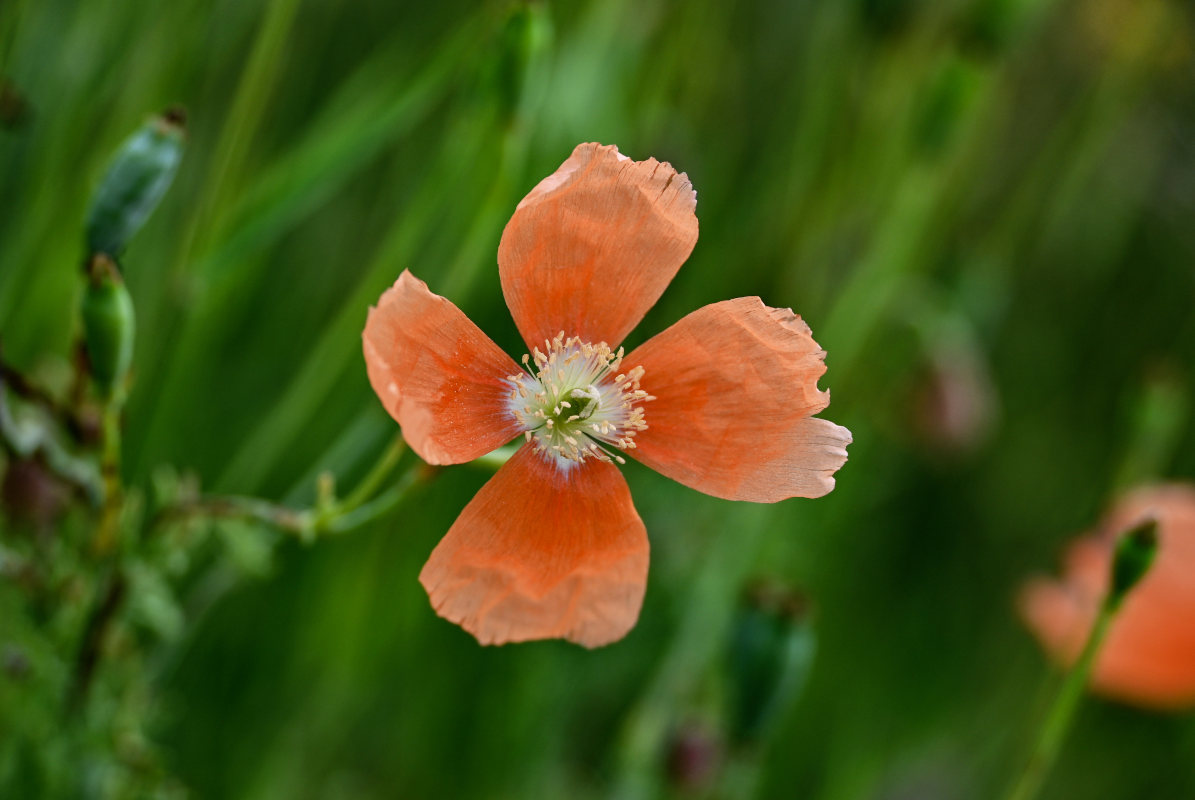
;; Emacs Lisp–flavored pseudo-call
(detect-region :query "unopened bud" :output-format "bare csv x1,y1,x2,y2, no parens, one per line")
726,581,816,745
1109,518,1158,608
85,107,185,257
81,255,135,398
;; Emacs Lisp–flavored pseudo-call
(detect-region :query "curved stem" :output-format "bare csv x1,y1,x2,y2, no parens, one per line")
154,435,418,540
332,436,406,518
320,465,422,536
1003,593,1118,800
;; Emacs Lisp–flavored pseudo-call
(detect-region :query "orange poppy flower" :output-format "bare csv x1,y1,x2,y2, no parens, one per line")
363,143,852,647
1020,484,1195,709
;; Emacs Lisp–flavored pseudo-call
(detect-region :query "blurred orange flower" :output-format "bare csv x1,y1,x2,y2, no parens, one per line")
363,143,851,647
1021,484,1195,709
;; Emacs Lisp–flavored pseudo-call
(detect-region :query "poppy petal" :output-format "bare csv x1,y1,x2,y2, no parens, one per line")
363,270,523,465
498,142,699,350
419,444,649,647
626,297,851,502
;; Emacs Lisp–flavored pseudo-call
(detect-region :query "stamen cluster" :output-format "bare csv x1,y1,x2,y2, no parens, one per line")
507,332,652,468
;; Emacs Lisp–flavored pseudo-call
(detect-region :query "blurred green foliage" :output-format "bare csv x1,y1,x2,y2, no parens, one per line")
2,0,1195,797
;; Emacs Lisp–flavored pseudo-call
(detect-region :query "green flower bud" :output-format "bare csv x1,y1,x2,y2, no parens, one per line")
81,255,135,398
1109,518,1158,609
726,582,816,745
85,107,186,257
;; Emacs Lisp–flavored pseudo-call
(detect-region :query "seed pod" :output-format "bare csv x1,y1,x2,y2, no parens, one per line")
81,255,135,398
85,107,186,257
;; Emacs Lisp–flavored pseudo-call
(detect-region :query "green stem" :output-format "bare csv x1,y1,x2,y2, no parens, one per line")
320,465,421,536
331,436,406,519
188,0,302,256
1003,594,1118,800
130,0,302,475
154,493,306,532
93,397,124,554
155,435,418,541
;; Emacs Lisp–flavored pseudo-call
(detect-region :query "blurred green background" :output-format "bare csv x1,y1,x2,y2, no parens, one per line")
3,0,1195,797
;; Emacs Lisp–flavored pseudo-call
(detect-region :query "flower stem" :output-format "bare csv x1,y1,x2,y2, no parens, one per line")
1005,519,1157,800
155,435,414,540
1003,590,1116,800
331,436,406,519
65,570,126,715
92,397,124,555
319,466,422,536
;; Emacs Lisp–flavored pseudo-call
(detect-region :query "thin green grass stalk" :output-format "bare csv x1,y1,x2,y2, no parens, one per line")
775,2,858,229
210,138,474,493
943,2,1167,289
812,0,1083,390
612,12,1058,794
1112,375,1188,492
206,10,541,494
816,50,1006,381
819,166,942,374
214,111,530,493
133,17,488,485
0,3,164,337
193,18,480,286
438,123,532,303
128,0,301,464
0,2,145,342
179,0,301,260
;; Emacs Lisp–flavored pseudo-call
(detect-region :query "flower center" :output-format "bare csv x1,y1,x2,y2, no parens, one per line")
507,332,652,468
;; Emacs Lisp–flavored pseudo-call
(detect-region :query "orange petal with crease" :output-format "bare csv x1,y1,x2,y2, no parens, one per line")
362,270,523,465
1020,484,1195,710
498,142,699,350
626,297,851,502
419,444,649,647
